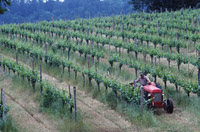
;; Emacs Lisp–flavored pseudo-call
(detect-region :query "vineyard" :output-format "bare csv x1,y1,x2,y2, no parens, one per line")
0,8,200,132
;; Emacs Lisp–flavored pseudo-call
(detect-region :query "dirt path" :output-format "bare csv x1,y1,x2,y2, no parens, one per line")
0,73,59,132
42,74,136,132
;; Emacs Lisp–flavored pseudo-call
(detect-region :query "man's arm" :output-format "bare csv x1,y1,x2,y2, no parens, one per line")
145,76,151,84
130,78,140,85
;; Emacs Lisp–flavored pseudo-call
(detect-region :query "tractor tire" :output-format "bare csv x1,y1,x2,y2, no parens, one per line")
166,98,174,113
156,83,163,91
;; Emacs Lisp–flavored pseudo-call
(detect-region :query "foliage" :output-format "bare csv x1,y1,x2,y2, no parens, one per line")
0,0,132,24
0,0,11,14
129,0,200,12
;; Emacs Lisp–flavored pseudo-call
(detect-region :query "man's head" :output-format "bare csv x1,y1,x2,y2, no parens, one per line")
140,72,144,78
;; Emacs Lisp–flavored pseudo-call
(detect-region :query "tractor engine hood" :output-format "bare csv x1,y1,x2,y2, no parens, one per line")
144,85,162,94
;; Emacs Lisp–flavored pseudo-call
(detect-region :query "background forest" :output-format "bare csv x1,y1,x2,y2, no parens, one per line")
0,0,132,24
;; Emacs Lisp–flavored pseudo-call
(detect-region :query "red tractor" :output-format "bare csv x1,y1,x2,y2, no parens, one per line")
142,82,174,113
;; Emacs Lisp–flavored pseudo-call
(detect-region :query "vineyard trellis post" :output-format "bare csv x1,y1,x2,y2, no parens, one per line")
1,88,6,121
108,33,111,51
16,52,18,64
134,38,138,60
88,56,90,69
95,62,97,73
198,51,200,96
187,39,189,73
154,57,157,83
68,85,73,114
0,55,2,71
122,23,124,42
140,86,144,115
45,44,48,63
112,16,115,31
40,60,43,94
32,58,34,72
1,89,3,105
2,93,5,121
73,87,77,122
81,19,84,29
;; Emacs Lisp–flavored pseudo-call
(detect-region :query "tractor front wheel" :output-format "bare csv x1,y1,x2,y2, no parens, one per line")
166,98,174,113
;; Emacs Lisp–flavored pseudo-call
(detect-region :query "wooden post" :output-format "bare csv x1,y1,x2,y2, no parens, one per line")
16,52,18,64
40,60,43,94
166,42,169,52
95,62,97,73
134,38,137,46
32,58,34,72
82,73,85,86
177,32,180,53
198,51,200,97
87,29,89,37
122,23,124,41
176,32,179,40
187,43,189,73
154,57,157,83
91,40,94,50
45,44,48,63
2,93,5,121
68,85,73,113
140,86,144,115
73,87,77,122
109,34,111,51
122,23,124,32
88,57,90,69
144,52,146,62
81,19,84,29
112,16,115,31
1,88,3,105
0,55,1,71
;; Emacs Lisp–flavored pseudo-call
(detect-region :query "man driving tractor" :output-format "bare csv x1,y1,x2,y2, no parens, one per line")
130,72,151,86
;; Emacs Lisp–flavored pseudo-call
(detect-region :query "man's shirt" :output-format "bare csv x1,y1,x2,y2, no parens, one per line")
135,76,150,86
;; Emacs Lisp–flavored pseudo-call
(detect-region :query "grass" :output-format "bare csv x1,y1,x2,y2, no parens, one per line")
2,69,90,132
165,86,200,119
0,116,19,132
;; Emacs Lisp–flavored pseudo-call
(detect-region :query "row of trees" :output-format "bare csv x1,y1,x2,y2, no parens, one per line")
0,0,132,24
129,0,200,12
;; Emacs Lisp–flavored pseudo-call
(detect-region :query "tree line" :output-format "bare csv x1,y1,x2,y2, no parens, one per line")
0,0,132,24
129,0,200,12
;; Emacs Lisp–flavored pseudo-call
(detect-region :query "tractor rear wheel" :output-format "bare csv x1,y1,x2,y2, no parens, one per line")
166,98,173,113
